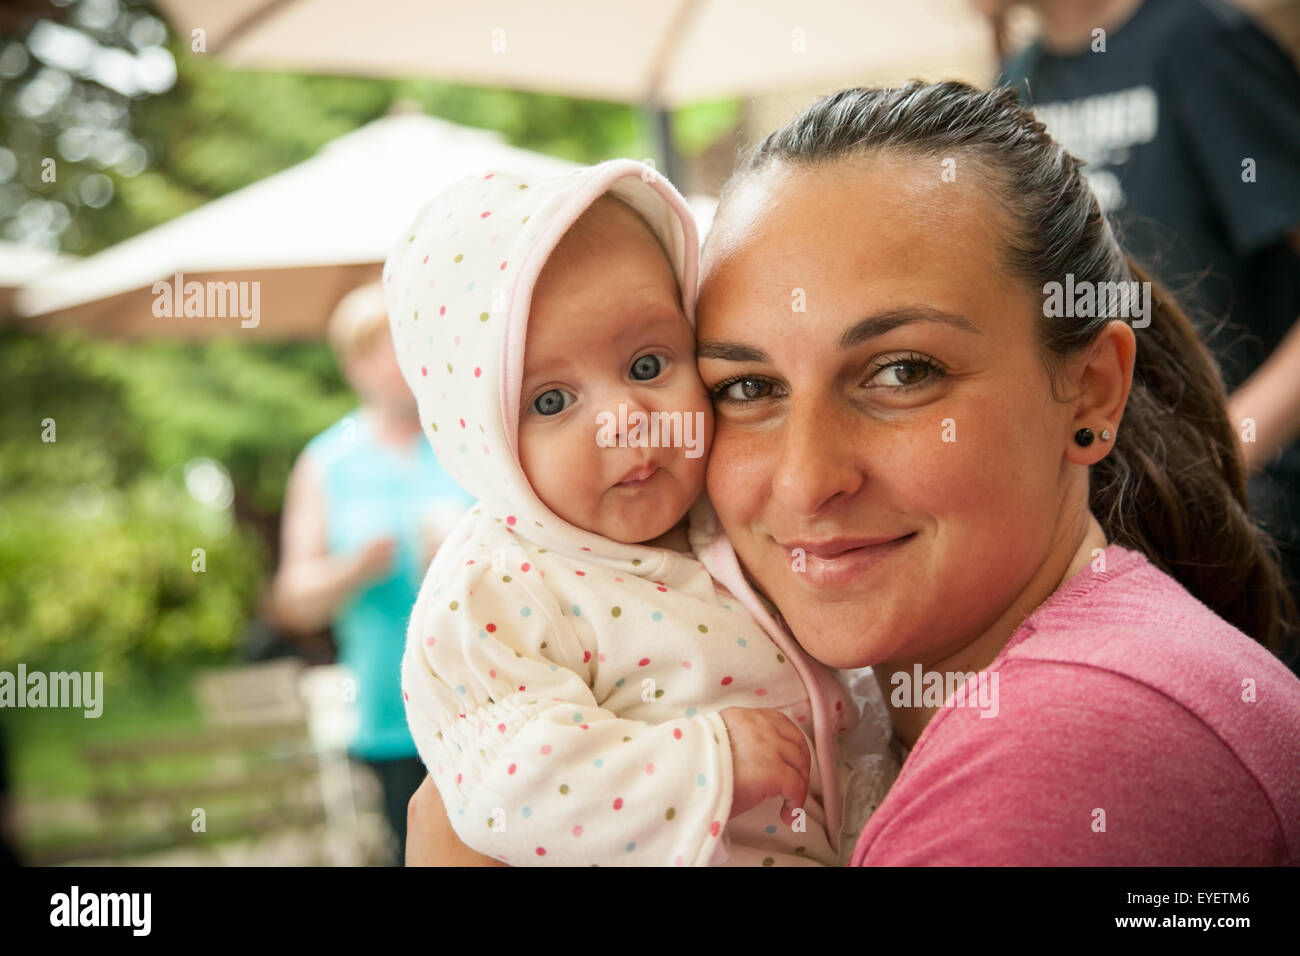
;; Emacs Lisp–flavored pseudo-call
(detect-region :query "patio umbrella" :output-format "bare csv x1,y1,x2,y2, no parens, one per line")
0,241,76,322
12,110,580,340
151,0,996,181
152,0,992,105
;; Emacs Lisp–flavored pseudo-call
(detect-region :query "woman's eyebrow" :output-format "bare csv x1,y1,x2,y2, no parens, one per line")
839,308,979,348
696,309,978,364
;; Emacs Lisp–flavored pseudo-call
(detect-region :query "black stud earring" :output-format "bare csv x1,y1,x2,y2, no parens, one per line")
1074,427,1095,447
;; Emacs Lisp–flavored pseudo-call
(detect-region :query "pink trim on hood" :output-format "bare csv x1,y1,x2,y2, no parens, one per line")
690,497,845,852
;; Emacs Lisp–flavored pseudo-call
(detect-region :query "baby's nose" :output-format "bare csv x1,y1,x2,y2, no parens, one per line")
591,393,653,445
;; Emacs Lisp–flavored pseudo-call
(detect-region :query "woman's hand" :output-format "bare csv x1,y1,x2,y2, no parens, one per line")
406,774,509,867
719,706,810,827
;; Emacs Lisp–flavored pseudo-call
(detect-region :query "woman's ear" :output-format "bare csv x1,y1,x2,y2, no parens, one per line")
1064,319,1137,466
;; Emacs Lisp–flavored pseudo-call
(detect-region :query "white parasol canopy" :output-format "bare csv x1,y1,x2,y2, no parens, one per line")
151,0,994,108
14,111,581,338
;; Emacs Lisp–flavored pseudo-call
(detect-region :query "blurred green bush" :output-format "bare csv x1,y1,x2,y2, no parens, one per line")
0,328,354,685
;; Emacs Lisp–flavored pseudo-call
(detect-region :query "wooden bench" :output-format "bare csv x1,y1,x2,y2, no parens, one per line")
30,659,381,865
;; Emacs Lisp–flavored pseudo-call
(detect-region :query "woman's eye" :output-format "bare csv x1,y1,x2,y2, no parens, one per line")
712,376,774,403
532,388,575,416
630,354,664,381
869,357,941,389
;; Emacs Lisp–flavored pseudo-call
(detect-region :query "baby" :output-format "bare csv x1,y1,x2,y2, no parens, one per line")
383,159,891,866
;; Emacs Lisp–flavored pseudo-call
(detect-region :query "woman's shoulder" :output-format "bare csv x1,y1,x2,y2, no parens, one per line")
1005,544,1296,701
1002,544,1300,718
856,654,1295,864
852,545,1300,865
1003,545,1300,844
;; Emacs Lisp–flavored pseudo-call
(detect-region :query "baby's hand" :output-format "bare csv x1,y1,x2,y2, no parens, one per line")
718,706,811,825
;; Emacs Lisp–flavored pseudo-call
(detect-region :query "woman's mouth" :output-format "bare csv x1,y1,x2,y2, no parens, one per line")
777,533,915,589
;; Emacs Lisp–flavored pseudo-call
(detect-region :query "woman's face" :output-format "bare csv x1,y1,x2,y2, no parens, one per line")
697,157,1083,670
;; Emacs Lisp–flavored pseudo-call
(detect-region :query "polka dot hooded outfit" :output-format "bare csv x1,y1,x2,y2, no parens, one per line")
383,159,871,866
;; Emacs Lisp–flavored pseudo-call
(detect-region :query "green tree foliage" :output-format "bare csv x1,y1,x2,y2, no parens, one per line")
0,328,358,682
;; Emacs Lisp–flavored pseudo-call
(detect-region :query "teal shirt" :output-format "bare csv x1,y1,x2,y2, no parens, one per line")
306,410,474,760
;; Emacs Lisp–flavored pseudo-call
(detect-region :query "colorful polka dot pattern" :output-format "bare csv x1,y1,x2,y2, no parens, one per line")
399,499,856,866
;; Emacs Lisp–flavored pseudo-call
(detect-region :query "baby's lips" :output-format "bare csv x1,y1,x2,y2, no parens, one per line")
613,460,661,485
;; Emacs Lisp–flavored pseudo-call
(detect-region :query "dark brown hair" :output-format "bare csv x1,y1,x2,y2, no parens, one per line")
721,81,1295,654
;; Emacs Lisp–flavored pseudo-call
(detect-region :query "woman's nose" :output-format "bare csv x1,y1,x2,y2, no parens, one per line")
771,398,865,516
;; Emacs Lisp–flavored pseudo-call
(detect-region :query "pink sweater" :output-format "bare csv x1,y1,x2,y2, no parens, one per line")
850,544,1300,866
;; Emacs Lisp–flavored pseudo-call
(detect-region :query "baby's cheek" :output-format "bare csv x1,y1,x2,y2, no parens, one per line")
519,426,577,518
516,427,549,496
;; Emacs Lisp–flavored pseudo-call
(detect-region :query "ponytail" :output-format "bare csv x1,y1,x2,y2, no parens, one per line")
1091,260,1296,652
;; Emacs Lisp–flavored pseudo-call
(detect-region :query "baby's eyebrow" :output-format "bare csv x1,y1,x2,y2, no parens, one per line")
523,308,690,384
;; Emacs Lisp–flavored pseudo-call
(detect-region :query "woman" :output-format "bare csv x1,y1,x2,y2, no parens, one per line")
409,83,1300,865
271,283,474,864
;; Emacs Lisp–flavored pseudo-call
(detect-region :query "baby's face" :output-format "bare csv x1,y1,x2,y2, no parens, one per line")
518,197,712,543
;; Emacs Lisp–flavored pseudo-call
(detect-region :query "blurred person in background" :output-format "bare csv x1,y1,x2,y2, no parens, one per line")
976,0,1300,672
270,282,474,864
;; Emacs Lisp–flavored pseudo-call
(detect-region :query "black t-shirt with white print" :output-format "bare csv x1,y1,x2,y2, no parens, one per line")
1001,0,1300,394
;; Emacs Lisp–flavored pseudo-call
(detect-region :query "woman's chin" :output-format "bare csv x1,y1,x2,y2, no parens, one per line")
780,596,904,670
801,636,890,671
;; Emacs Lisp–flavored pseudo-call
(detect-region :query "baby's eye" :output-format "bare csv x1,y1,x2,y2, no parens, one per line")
630,354,665,381
533,388,575,416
